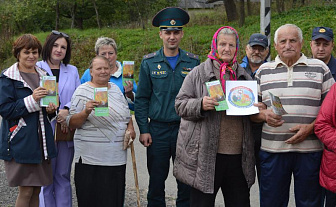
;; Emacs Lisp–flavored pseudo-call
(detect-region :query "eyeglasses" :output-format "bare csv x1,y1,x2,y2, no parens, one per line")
51,30,69,38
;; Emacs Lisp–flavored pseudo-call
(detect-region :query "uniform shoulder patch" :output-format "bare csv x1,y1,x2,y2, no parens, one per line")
185,52,199,60
143,52,157,59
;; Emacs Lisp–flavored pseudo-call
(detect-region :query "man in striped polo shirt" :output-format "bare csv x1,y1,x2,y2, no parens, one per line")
251,24,335,207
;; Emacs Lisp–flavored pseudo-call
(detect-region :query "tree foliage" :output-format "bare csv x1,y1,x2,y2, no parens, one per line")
0,0,178,33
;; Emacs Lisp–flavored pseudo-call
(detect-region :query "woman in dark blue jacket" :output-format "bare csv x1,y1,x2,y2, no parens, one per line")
0,34,57,206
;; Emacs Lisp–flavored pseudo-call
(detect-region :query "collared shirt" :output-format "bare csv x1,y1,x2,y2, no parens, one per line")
255,53,335,153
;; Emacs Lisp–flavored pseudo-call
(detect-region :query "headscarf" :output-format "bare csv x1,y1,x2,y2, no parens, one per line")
208,26,239,93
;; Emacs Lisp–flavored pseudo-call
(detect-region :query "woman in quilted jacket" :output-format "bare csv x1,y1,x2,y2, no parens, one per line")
315,83,336,207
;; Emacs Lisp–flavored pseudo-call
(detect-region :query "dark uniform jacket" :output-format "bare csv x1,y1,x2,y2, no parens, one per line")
135,47,200,134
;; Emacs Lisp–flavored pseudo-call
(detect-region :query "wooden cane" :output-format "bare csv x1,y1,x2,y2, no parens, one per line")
131,142,141,207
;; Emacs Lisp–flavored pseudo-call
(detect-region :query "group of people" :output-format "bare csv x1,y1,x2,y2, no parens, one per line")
0,5,336,207
0,30,137,206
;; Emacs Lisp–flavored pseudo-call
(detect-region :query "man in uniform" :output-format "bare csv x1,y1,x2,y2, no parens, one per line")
310,26,336,80
134,7,200,207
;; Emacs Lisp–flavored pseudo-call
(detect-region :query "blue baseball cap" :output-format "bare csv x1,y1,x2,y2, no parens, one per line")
312,27,334,41
152,7,189,31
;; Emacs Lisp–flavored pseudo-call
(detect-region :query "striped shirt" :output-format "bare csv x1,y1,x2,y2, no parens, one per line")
255,54,335,153
68,82,131,166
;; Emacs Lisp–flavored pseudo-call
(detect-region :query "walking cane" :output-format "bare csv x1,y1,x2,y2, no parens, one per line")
130,142,141,207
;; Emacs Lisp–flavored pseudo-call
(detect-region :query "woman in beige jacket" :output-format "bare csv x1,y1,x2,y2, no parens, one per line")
173,26,255,207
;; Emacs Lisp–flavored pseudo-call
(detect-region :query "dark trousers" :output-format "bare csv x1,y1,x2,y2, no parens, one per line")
74,160,126,207
252,123,263,183
323,188,336,207
259,151,322,207
190,154,250,207
147,120,190,207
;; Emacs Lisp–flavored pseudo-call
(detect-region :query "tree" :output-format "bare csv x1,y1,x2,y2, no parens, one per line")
92,0,100,29
238,0,245,27
59,0,95,29
206,0,238,22
246,0,252,16
56,0,60,30
276,0,285,13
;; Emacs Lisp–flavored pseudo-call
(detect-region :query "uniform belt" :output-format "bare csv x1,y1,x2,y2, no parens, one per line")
150,120,180,126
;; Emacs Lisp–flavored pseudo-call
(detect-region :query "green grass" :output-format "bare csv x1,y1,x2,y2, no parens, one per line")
1,3,336,82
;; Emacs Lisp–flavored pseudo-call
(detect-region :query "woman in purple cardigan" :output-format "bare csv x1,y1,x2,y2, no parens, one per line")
37,31,81,207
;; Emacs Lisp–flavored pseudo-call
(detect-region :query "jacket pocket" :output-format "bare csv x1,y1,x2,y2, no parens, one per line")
183,122,200,168
150,70,169,92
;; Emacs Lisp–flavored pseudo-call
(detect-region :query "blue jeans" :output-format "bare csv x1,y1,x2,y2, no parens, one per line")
147,120,190,207
259,150,322,207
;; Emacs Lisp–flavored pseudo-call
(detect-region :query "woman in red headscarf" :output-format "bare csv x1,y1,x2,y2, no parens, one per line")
173,26,255,207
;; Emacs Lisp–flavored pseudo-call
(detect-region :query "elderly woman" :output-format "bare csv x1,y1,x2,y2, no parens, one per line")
0,34,57,206
68,56,135,206
173,26,255,207
80,37,137,110
37,31,80,207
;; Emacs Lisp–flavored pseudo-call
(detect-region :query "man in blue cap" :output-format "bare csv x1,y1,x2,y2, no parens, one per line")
240,33,269,182
310,24,336,207
135,7,200,207
310,26,336,80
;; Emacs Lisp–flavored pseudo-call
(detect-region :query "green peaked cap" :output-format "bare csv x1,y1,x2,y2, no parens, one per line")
152,7,190,31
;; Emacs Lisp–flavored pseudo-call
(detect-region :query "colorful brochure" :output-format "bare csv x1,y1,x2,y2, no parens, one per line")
269,91,288,115
122,61,134,86
205,80,228,111
40,76,58,107
226,80,259,115
94,87,109,116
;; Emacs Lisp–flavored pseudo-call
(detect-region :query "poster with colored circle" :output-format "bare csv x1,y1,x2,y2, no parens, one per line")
228,86,254,108
226,81,259,115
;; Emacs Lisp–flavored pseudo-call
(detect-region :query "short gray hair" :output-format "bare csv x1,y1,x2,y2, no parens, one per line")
217,27,238,46
274,24,303,43
94,37,117,55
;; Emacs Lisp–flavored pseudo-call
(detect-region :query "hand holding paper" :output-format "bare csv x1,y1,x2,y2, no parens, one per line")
264,109,284,127
268,92,287,115
202,96,219,111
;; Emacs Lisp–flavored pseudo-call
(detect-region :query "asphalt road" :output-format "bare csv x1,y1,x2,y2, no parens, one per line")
0,116,295,206
125,116,296,206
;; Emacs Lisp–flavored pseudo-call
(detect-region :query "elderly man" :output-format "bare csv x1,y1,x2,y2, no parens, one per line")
134,7,200,207
310,26,336,80
252,24,334,207
241,33,269,79
240,33,269,181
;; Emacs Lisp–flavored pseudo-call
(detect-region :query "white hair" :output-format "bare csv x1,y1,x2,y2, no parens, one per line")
274,24,303,43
